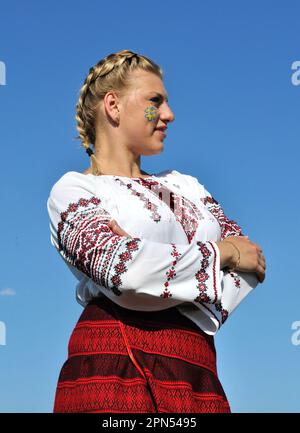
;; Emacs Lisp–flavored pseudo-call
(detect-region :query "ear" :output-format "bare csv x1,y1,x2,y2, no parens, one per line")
103,91,120,123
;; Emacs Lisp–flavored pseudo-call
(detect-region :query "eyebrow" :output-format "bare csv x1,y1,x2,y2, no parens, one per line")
149,92,169,103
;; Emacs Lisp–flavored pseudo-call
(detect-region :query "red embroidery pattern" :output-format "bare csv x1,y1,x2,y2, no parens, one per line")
172,193,204,243
149,182,204,243
201,194,244,323
228,270,241,288
215,302,229,324
211,270,241,324
55,377,155,413
68,321,218,374
117,177,204,243
57,196,141,296
160,244,182,298
53,298,231,413
194,241,218,304
54,375,231,413
114,178,162,223
110,238,141,295
201,195,243,239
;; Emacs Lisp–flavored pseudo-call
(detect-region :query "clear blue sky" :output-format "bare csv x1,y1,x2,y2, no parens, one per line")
0,0,299,413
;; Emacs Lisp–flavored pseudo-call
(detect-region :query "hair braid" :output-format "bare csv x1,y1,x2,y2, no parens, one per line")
75,49,163,175
75,62,114,175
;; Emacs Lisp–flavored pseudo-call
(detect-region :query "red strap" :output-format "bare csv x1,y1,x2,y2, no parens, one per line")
110,303,147,380
110,302,159,412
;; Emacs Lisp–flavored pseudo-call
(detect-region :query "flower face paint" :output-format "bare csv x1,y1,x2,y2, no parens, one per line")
144,105,158,122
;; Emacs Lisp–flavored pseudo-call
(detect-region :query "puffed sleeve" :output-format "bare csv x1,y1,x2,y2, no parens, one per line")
46,173,226,311
176,173,259,335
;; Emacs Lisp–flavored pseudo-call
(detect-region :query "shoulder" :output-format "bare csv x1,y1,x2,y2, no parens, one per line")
47,171,110,227
49,171,95,195
47,171,100,214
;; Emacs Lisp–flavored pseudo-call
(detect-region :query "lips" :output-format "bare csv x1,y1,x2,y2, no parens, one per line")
154,126,167,139
155,129,167,137
155,126,167,132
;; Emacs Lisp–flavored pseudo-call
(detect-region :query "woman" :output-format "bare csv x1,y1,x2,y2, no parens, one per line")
47,49,266,413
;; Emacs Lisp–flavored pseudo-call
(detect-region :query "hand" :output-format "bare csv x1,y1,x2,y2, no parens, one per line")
217,236,266,283
108,219,132,238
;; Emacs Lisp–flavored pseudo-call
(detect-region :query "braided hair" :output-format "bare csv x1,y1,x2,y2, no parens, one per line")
75,49,163,175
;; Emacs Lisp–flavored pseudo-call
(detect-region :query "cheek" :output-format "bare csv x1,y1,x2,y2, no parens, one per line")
144,105,159,122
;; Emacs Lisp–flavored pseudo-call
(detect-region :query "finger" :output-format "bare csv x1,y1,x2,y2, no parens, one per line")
256,272,264,283
109,220,122,233
256,265,266,283
112,224,127,236
260,253,266,267
108,220,122,233
258,254,266,270
109,220,132,238
257,262,266,274
108,219,117,228
113,227,132,237
255,265,263,282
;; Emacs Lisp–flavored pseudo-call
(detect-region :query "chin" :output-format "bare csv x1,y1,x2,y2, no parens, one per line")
141,145,163,156
138,140,164,155
153,140,164,151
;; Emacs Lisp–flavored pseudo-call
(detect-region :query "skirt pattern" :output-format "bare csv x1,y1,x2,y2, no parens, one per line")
53,296,231,413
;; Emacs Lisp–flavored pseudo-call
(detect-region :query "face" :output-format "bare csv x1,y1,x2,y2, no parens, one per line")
117,69,175,155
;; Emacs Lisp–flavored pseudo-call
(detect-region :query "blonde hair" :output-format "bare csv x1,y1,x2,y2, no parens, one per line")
75,49,163,175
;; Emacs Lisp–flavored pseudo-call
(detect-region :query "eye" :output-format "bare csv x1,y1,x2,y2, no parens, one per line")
150,97,161,105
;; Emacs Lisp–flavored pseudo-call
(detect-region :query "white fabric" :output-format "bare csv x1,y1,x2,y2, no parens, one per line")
47,169,258,335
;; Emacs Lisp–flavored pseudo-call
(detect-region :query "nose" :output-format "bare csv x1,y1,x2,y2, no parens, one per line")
160,104,175,123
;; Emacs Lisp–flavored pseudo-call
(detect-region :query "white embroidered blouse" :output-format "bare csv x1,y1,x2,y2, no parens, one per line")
46,169,258,336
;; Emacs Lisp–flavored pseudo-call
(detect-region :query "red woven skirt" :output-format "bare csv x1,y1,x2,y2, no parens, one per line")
53,295,231,413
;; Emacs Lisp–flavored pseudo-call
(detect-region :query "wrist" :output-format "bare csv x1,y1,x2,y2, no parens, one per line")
223,240,240,271
216,240,235,269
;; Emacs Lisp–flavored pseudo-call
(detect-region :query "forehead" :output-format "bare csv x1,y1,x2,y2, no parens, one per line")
128,70,166,96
